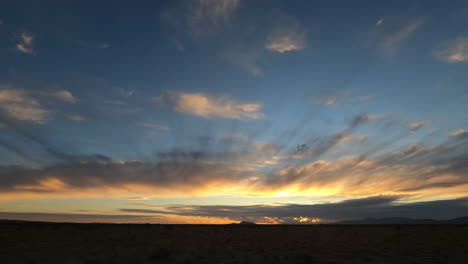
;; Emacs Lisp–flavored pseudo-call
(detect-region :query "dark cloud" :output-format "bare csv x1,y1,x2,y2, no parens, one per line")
121,196,468,223
0,158,248,193
350,113,374,128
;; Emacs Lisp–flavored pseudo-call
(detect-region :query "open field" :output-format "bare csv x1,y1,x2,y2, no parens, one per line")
1,223,468,264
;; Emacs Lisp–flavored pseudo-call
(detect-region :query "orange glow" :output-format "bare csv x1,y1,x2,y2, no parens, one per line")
293,217,321,223
15,178,66,191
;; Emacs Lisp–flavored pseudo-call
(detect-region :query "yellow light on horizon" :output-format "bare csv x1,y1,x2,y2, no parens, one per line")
293,216,321,223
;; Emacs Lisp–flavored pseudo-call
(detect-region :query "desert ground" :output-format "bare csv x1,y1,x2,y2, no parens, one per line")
1,223,467,264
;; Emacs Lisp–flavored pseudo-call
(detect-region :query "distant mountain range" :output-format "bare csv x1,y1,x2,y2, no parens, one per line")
333,217,468,224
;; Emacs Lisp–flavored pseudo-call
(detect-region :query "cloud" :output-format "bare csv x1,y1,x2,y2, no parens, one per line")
434,37,468,63
408,120,429,132
292,132,368,162
2,196,468,224
35,90,78,103
249,137,468,198
0,86,79,124
127,197,149,201
63,113,86,121
47,90,78,103
0,132,278,199
289,113,378,163
311,93,344,106
255,142,279,153
163,1,310,76
191,0,239,24
350,113,380,128
1,131,468,201
0,157,251,199
223,48,263,76
120,196,468,223
450,129,468,138
154,91,265,120
16,32,34,54
376,18,384,26
1,112,467,202
136,122,170,130
162,1,310,76
376,17,424,56
310,90,372,106
265,16,306,53
162,0,240,38
0,87,49,123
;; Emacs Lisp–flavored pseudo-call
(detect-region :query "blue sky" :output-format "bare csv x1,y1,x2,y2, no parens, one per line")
1,0,468,224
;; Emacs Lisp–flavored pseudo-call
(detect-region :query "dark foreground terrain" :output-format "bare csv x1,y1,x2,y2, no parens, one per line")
1,222,468,264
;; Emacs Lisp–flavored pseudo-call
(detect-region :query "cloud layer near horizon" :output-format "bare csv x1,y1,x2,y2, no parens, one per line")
119,196,468,223
2,196,467,224
1,112,467,203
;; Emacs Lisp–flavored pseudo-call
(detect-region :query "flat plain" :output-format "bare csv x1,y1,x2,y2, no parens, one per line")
1,223,467,264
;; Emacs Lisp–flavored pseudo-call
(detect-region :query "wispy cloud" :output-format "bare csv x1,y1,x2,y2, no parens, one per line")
376,17,424,56
0,85,78,124
127,197,149,201
191,0,239,24
0,86,49,123
310,90,372,106
450,129,468,137
376,18,384,26
16,32,34,54
408,120,429,132
223,48,264,76
265,16,306,53
136,122,170,130
162,0,240,38
433,37,468,63
63,113,86,121
163,1,309,76
37,90,78,103
154,91,265,120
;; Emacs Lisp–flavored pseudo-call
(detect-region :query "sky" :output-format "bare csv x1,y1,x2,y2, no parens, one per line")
1,0,468,224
